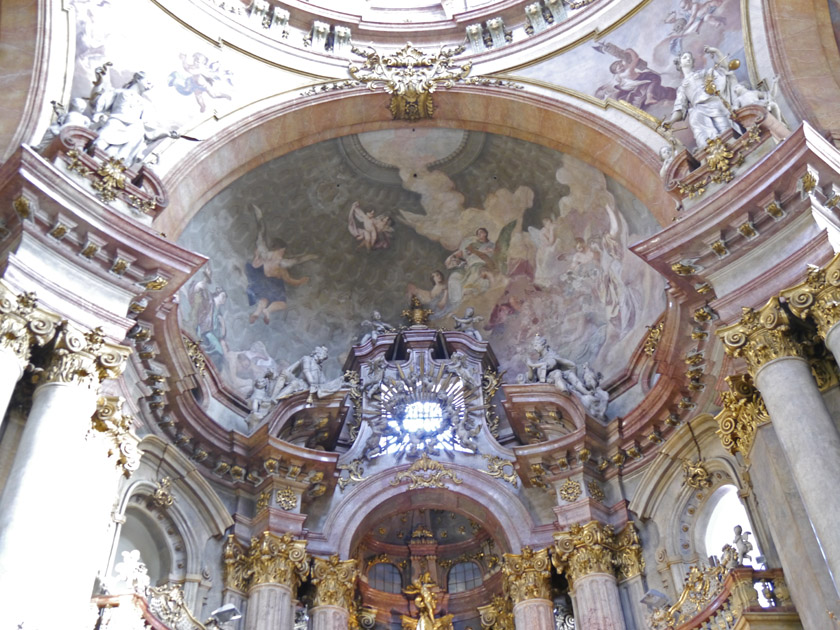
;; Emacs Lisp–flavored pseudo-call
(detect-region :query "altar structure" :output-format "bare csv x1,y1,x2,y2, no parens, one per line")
3,1,840,630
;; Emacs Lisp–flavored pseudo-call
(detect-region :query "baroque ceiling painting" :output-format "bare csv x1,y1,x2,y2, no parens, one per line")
177,129,665,417
5,0,840,628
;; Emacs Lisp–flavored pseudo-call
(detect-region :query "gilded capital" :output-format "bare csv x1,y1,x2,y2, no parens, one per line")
37,325,129,388
477,595,514,630
614,522,645,581
501,546,551,603
223,535,249,593
781,256,840,339
0,285,60,364
311,555,358,610
552,521,616,585
716,298,805,375
248,531,309,588
91,395,139,477
714,373,770,458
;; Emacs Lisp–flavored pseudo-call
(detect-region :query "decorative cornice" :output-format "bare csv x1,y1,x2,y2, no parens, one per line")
222,532,309,592
717,298,805,375
782,255,840,339
552,521,616,585
311,555,358,610
714,374,770,458
501,546,551,604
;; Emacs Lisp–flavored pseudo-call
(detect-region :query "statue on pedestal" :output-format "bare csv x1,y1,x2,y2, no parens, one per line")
402,572,453,630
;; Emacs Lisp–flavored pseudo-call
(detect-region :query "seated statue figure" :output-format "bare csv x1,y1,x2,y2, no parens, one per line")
273,345,345,403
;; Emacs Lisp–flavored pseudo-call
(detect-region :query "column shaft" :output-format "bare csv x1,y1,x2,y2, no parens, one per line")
755,356,840,592
512,598,554,630
245,583,293,630
0,346,25,428
572,573,627,630
311,605,350,630
0,382,105,630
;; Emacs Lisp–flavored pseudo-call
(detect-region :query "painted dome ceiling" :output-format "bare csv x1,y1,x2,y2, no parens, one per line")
176,127,666,422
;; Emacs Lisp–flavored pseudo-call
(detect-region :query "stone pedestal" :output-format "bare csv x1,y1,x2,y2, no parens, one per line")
246,583,294,630
0,382,107,630
755,356,840,594
311,604,350,630
512,598,554,630
572,573,627,630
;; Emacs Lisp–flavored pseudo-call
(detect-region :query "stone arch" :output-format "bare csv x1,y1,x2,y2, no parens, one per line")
156,87,675,239
318,463,540,559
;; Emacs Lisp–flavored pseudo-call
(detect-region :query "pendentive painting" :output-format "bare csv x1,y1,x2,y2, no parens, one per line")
177,129,666,403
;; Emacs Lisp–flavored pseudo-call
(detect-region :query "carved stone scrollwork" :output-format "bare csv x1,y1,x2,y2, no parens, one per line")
37,324,129,389
501,546,551,603
0,286,60,366
717,298,805,375
222,532,309,592
782,257,840,339
714,373,770,458
91,395,140,477
311,555,359,610
552,521,617,586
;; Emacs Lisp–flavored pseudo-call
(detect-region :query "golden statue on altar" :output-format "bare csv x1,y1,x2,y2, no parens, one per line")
400,572,454,630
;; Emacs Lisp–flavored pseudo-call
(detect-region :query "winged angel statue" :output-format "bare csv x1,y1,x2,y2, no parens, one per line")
349,43,473,121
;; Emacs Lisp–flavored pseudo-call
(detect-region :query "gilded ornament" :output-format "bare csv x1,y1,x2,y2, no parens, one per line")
481,367,504,438
338,458,368,490
13,195,31,219
745,124,761,145
693,305,717,323
390,453,463,489
710,240,728,257
765,201,784,219
401,572,453,630
677,177,708,199
648,563,727,629
276,486,297,510
65,149,93,177
49,223,68,239
142,276,169,291
643,321,664,356
737,221,757,239
501,546,551,603
799,169,818,196
152,476,175,509
0,286,59,365
91,157,127,202
348,43,472,122
148,583,204,630
401,295,433,326
682,459,712,489
255,490,270,512
111,258,130,276
705,137,734,183
782,254,840,338
181,336,206,375
248,531,309,588
552,521,617,585
478,596,514,630
614,522,645,581
670,261,697,276
717,298,805,374
91,395,139,477
558,479,582,503
311,555,358,610
714,373,770,458
81,241,100,259
587,481,606,502
480,454,517,486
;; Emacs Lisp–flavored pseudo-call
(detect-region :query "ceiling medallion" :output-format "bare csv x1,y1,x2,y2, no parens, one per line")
349,42,472,121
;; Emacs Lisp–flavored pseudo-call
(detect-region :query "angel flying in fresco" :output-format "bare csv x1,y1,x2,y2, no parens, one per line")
243,204,317,325
347,201,394,251
593,41,676,109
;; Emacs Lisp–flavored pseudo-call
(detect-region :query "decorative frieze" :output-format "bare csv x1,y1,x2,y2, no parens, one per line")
501,546,551,603
311,555,358,610
717,298,805,375
714,374,770,458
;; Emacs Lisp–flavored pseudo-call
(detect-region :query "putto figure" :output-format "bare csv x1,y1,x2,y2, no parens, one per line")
274,346,346,404
359,310,396,345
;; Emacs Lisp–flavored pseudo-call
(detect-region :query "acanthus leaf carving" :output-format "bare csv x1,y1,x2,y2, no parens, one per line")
311,555,359,609
501,546,551,603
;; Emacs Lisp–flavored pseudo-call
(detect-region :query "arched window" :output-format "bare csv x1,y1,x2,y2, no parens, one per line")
448,562,482,593
369,563,402,593
700,484,761,566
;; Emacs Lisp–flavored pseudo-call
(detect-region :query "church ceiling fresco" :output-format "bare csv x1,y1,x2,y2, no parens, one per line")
176,129,666,402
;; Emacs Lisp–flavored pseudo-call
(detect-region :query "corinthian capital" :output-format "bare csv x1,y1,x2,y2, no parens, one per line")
246,531,309,589
501,546,551,603
37,325,129,389
714,373,770,458
717,298,805,375
614,522,645,581
781,256,840,339
478,595,514,630
223,535,249,593
311,555,358,609
552,521,616,585
0,285,60,364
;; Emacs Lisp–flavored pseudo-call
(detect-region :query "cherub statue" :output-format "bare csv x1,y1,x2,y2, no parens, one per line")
579,363,609,420
362,354,388,401
525,335,589,395
451,306,484,341
733,525,753,565
359,310,396,345
444,350,479,390
732,77,782,121
247,371,275,426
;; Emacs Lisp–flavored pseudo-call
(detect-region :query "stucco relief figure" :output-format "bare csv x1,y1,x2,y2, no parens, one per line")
38,98,93,150
168,52,233,113
444,350,480,390
90,71,180,166
359,310,396,345
273,345,345,403
579,364,609,421
662,47,740,148
732,78,782,121
451,307,484,341
246,205,317,325
733,525,753,565
348,201,394,250
247,371,276,427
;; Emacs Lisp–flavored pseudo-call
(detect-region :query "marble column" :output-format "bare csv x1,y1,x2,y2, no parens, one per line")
501,546,555,630
223,532,309,630
310,555,358,630
719,298,840,593
0,325,130,630
553,521,628,630
0,287,59,430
